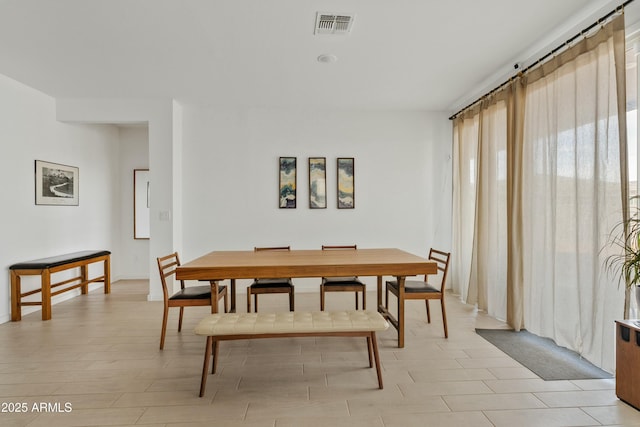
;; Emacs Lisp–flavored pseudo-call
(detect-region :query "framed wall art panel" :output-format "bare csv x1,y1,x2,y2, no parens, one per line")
308,157,326,209
279,157,297,208
337,157,354,209
35,160,79,206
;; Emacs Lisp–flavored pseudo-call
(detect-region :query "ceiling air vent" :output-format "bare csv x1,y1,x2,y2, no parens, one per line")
314,13,355,35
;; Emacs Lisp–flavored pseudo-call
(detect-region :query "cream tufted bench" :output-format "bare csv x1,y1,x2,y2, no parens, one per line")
194,310,389,396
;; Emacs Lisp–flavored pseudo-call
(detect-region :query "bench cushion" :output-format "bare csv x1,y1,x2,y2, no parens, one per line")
9,250,111,270
195,310,388,336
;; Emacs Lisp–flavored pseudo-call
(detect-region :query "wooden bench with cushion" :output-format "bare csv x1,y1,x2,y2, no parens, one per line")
194,310,389,396
9,250,111,321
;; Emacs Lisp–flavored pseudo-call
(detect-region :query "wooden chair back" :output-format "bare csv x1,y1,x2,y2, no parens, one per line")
157,252,184,301
322,245,357,250
157,251,226,349
249,246,294,312
254,246,291,252
424,248,451,293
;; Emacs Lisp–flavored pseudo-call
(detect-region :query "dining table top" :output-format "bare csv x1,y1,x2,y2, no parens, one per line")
175,248,437,281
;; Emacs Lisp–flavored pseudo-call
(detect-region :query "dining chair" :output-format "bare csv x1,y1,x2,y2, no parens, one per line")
247,246,294,312
320,245,366,310
157,252,228,349
385,248,451,338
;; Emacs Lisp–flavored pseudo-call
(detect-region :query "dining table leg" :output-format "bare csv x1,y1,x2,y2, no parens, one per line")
376,275,406,348
396,275,406,348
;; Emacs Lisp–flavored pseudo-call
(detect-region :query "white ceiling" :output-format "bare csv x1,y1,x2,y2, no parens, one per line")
0,0,635,113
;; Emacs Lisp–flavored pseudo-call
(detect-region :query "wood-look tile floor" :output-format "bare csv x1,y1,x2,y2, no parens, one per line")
1,279,640,427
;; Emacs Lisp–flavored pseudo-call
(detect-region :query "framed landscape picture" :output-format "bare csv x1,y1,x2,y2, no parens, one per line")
35,160,79,206
279,157,297,208
308,157,326,209
337,157,354,209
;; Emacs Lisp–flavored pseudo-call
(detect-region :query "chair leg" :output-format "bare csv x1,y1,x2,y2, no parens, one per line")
247,289,252,313
362,287,366,310
397,291,401,334
385,286,390,310
289,288,294,311
223,291,228,313
441,298,448,338
178,307,184,332
159,305,169,350
355,292,359,310
397,285,405,348
425,300,431,323
254,294,259,312
320,285,325,310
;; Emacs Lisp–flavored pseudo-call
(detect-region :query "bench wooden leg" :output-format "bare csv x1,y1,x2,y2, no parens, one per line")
81,264,89,294
197,331,384,396
200,336,213,397
10,271,21,321
212,338,219,374
371,332,383,389
104,255,111,294
41,270,52,321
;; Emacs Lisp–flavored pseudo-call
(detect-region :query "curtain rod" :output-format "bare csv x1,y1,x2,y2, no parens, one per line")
448,0,634,121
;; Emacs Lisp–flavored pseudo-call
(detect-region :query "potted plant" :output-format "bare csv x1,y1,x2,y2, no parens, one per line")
603,198,640,409
604,197,640,319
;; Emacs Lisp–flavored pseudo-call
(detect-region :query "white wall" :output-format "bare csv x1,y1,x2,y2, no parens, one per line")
0,74,120,323
54,100,453,298
118,126,149,279
180,106,452,290
0,79,453,321
57,98,180,301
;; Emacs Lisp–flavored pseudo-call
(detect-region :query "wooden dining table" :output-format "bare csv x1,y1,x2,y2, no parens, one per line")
175,248,437,347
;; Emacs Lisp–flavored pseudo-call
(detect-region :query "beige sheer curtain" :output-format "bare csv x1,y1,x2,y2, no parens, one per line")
452,95,508,320
452,15,628,371
519,15,627,371
452,111,478,303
